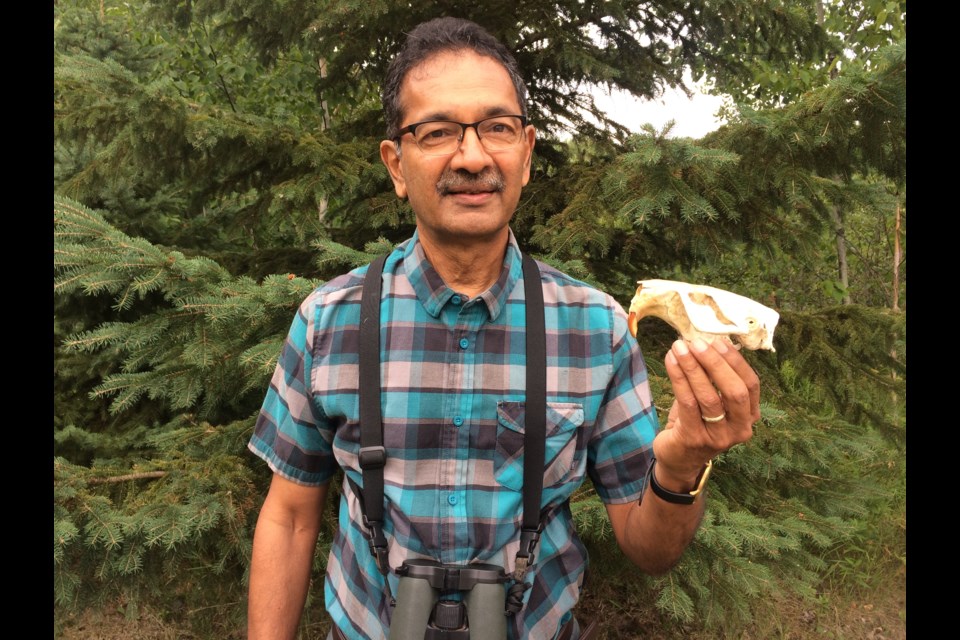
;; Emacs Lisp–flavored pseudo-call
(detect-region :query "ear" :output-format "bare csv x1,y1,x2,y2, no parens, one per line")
521,125,536,187
380,139,408,199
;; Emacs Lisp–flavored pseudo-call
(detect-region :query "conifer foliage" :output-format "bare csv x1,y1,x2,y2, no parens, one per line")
55,1,905,636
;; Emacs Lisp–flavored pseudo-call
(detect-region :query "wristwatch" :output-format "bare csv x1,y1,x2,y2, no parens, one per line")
645,457,713,505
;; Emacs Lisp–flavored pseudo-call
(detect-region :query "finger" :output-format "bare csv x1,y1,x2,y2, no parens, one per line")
663,349,707,440
667,400,679,422
683,339,759,447
664,345,695,416
664,400,680,429
667,339,727,423
663,346,725,472
685,338,757,424
709,338,762,423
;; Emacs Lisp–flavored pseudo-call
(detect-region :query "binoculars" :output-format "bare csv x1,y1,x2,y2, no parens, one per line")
388,559,509,640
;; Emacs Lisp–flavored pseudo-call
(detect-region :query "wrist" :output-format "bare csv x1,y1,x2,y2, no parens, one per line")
645,458,712,505
653,461,706,493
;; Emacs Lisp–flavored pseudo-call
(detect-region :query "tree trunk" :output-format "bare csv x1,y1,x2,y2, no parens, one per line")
819,1,851,305
318,57,330,222
892,193,901,312
890,192,901,422
829,204,852,305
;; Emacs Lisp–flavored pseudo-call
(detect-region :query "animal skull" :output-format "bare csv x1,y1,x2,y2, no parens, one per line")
627,279,779,351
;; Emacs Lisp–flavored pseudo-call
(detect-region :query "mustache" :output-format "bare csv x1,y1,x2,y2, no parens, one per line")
436,169,505,195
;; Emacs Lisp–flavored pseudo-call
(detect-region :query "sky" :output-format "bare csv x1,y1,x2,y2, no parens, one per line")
593,81,728,139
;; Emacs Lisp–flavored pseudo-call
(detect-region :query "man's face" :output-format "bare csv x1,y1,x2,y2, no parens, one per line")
380,50,535,249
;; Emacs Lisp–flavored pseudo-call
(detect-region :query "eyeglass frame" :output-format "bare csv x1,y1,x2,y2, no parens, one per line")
393,114,529,156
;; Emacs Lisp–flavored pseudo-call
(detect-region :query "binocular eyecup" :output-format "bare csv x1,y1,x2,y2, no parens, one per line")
388,559,509,640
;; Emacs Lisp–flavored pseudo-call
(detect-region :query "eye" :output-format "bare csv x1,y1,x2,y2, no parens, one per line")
416,122,459,141
480,118,520,137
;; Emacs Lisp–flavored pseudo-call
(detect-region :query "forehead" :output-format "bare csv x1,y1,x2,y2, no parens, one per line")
398,50,520,121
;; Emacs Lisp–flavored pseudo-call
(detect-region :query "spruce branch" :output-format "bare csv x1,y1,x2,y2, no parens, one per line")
88,471,168,485
55,195,323,418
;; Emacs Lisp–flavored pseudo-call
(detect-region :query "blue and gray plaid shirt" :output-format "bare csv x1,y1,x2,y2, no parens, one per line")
249,230,659,639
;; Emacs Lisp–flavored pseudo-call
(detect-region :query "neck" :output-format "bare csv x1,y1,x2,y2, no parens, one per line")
417,230,509,299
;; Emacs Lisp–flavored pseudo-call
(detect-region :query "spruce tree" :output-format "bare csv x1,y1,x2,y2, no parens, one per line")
55,1,905,636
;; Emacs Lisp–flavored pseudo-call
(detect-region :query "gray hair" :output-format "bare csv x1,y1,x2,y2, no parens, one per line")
381,18,528,140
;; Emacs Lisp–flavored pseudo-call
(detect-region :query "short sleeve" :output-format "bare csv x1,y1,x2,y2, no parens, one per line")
248,294,336,485
587,305,659,503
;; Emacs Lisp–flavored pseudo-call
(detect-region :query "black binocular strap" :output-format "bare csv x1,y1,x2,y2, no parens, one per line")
358,254,389,576
357,253,546,584
516,253,546,579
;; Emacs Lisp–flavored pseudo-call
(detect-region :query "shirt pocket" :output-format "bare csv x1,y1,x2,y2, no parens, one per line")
494,401,586,492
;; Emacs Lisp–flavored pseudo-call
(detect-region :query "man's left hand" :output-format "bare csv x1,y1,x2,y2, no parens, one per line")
653,337,761,489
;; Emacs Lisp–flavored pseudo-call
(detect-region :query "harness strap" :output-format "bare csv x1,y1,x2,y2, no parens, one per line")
356,251,547,605
515,253,546,582
359,254,389,576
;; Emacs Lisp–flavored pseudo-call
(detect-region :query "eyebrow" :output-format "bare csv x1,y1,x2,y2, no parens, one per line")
413,105,519,122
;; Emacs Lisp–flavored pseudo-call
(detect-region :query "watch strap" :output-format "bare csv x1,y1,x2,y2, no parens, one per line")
645,457,713,505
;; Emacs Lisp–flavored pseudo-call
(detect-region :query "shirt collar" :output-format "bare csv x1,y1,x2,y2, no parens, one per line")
401,229,523,322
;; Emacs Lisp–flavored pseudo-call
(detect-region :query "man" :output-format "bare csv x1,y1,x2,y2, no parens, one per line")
247,17,759,640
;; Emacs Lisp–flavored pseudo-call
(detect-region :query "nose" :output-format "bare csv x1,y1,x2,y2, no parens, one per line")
450,125,493,173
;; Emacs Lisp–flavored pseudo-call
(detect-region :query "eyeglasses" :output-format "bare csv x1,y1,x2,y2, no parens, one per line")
395,115,528,156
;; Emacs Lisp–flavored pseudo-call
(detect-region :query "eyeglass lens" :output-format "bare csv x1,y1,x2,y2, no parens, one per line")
414,116,524,155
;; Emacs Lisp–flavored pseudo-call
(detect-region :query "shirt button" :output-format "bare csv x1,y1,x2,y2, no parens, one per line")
453,415,464,427
451,295,462,305
458,338,469,350
448,494,458,505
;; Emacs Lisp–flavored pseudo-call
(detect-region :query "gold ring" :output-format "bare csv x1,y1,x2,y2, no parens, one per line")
701,413,726,423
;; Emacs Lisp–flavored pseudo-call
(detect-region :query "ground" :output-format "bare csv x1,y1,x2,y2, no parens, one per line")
575,571,906,640
56,571,904,640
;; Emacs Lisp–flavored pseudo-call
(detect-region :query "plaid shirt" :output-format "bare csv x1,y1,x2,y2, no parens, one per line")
249,230,658,639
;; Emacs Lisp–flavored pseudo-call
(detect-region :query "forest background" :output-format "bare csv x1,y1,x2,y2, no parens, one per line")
53,1,906,638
